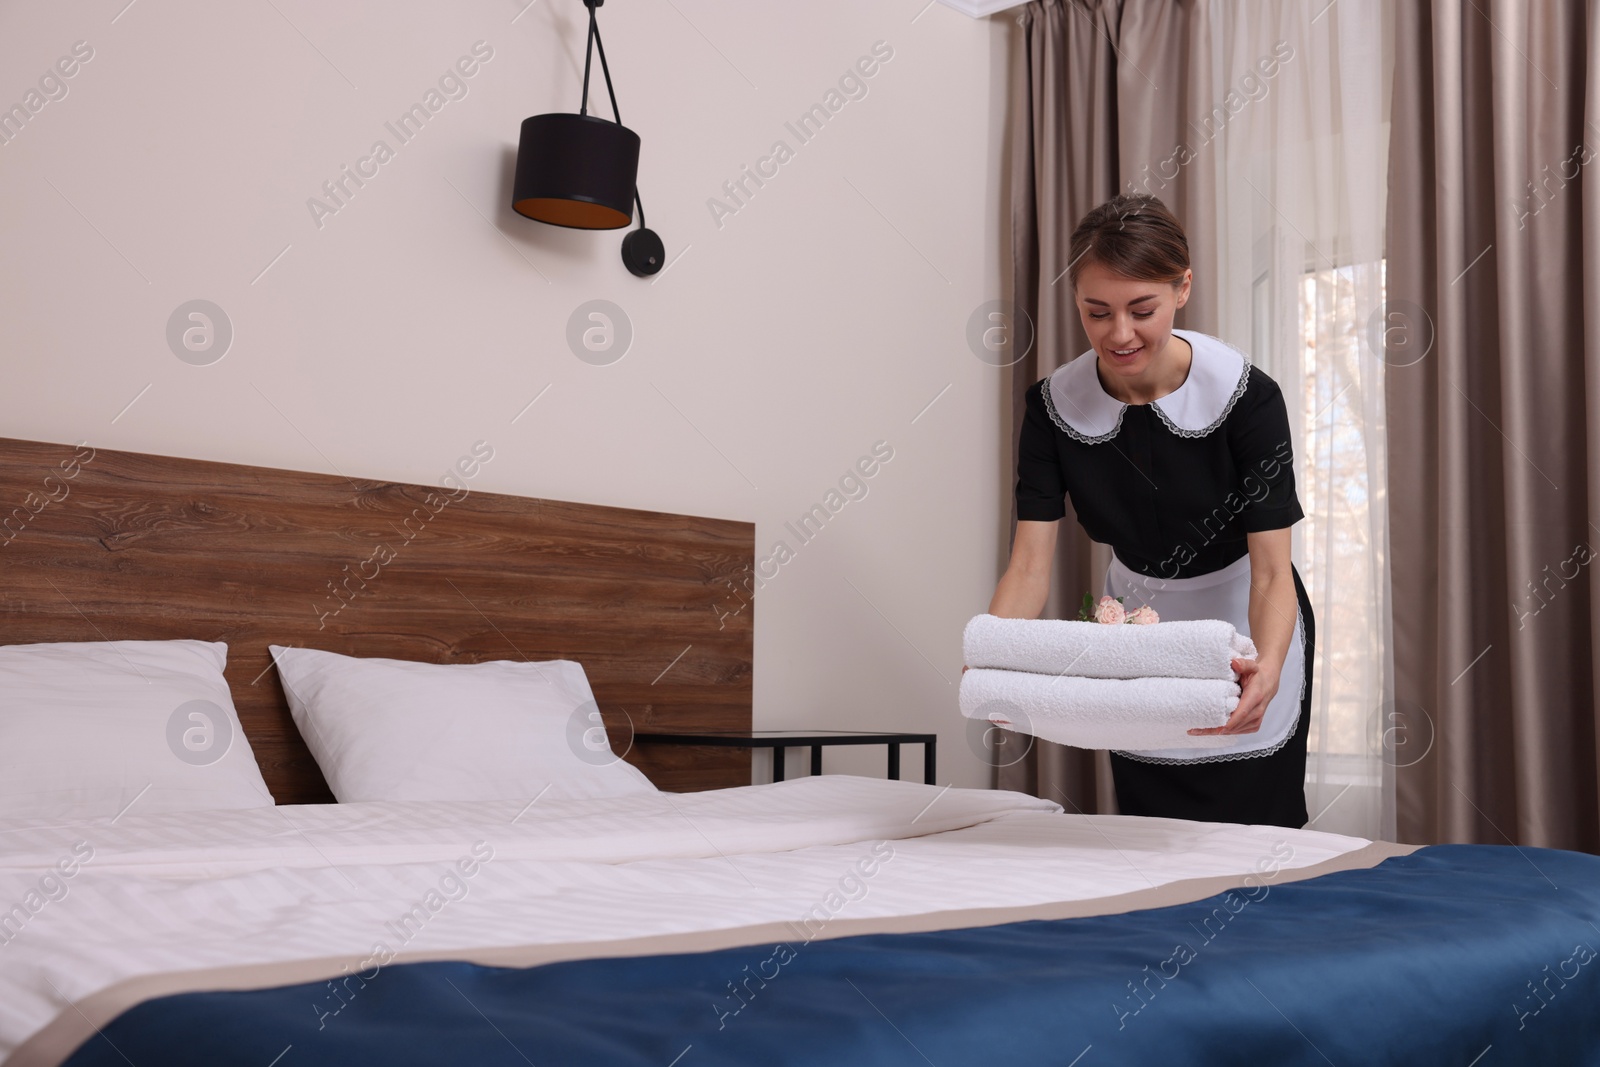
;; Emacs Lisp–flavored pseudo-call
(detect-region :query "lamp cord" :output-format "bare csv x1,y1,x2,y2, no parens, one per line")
578,1,646,229
578,2,597,116
590,15,621,124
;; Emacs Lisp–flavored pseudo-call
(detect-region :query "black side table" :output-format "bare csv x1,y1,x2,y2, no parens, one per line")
634,729,937,785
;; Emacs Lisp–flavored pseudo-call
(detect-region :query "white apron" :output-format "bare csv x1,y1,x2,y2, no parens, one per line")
1102,550,1306,763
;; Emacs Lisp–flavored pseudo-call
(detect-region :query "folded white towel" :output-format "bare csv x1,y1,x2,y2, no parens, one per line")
959,668,1239,751
963,614,1257,681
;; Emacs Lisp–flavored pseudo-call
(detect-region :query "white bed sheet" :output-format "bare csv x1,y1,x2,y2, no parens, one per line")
0,776,1369,1061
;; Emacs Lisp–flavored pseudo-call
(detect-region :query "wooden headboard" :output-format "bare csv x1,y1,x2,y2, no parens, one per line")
0,437,753,801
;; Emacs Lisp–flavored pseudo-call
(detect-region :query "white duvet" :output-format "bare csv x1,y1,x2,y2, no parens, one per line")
0,776,1368,1062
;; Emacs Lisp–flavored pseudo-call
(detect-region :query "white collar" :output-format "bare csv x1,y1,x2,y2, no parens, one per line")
1041,329,1252,444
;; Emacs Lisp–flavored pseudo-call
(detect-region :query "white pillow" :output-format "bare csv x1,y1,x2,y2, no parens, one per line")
269,647,658,803
0,640,274,819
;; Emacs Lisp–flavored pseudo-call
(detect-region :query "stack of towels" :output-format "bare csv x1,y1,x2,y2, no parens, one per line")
959,614,1258,751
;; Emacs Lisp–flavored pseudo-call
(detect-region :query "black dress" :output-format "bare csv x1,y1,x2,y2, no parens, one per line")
1014,328,1316,828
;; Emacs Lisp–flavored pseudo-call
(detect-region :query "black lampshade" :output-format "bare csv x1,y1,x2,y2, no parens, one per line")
512,113,640,230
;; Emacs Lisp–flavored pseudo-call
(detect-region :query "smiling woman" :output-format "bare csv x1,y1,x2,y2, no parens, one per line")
986,193,1317,829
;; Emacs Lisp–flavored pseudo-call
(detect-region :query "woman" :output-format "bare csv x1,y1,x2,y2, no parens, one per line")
987,194,1316,828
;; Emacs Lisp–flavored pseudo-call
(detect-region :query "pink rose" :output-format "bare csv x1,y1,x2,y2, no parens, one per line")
1127,606,1160,625
1094,596,1126,625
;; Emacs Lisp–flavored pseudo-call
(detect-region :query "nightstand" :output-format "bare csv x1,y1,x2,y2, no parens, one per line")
634,729,937,785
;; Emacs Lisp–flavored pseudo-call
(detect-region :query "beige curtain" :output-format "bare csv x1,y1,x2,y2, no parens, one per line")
998,0,1396,839
1386,0,1600,851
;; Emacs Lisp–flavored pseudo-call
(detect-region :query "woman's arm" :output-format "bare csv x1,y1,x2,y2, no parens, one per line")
1190,526,1298,735
987,519,1058,619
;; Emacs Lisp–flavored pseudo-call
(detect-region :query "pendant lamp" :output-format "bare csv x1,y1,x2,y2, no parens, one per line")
512,0,664,277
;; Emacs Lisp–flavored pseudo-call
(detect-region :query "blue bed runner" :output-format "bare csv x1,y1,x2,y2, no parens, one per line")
61,845,1600,1066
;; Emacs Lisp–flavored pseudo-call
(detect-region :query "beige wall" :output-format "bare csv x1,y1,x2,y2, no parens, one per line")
0,1,1011,788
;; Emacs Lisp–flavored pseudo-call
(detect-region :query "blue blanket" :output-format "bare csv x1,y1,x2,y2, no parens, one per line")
60,845,1600,1066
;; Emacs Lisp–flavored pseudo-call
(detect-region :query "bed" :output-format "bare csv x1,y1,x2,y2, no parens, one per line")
1,437,1597,1066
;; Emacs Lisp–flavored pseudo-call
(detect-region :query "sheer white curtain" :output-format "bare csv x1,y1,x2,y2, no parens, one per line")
1198,0,1396,839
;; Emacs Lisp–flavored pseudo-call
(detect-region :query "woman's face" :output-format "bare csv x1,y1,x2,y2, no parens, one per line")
1074,261,1192,379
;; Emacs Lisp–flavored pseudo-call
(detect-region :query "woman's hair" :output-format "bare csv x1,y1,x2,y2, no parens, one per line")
1066,194,1190,291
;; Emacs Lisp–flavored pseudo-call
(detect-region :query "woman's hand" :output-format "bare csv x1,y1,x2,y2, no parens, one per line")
1188,656,1279,736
